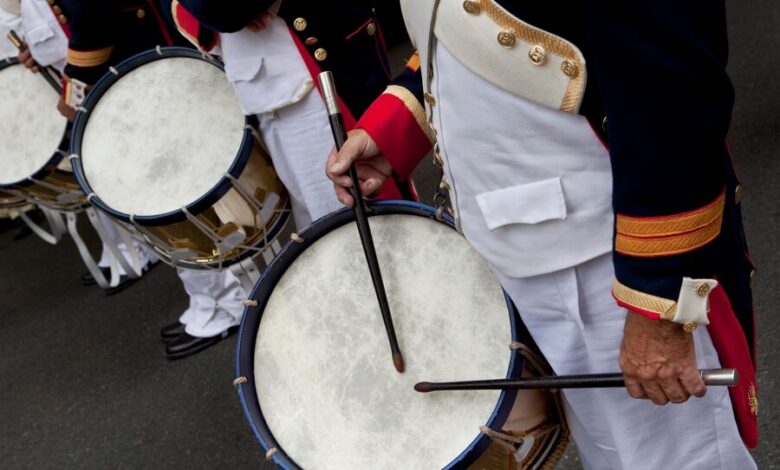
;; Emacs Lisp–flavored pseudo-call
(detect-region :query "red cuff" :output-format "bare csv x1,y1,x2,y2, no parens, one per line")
357,92,432,182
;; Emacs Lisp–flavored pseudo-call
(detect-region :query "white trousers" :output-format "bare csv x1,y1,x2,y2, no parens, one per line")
255,89,343,229
495,254,755,470
96,211,157,275
176,269,245,338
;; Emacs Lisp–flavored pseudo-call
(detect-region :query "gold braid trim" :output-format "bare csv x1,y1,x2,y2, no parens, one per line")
617,190,726,238
66,46,113,68
615,217,722,258
478,0,586,113
384,85,433,142
613,279,677,320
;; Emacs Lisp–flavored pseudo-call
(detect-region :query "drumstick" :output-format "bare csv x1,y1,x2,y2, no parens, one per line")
7,30,62,93
318,71,404,373
414,368,738,392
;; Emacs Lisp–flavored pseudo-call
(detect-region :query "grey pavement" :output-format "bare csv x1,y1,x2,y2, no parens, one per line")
1,1,778,469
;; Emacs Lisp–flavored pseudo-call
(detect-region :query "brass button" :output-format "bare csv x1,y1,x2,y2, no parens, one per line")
293,17,307,32
52,5,62,13
424,92,436,106
750,269,757,289
305,37,318,46
497,31,516,49
463,0,481,15
734,184,744,204
314,48,327,62
696,283,711,297
57,14,67,24
366,22,376,36
683,322,698,333
528,45,546,65
136,8,146,19
561,59,579,78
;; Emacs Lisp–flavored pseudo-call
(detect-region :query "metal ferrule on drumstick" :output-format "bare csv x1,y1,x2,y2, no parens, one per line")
318,71,405,373
414,368,738,392
7,30,62,93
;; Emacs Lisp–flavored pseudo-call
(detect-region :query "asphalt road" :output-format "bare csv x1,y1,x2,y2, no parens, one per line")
1,2,777,469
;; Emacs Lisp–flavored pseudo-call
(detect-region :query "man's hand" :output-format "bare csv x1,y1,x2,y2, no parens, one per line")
247,12,274,32
620,311,706,405
326,129,393,207
57,96,76,121
18,47,39,73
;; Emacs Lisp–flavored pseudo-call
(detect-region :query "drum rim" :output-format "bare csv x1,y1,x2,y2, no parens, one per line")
69,46,256,227
0,58,71,191
235,201,524,470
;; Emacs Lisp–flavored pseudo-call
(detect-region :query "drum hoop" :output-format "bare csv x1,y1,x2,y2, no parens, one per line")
69,46,257,227
0,59,71,191
235,201,524,470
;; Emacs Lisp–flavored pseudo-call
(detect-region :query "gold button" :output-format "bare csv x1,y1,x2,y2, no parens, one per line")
696,283,711,297
136,8,146,19
750,269,757,289
366,22,376,36
52,5,62,13
528,45,546,65
497,31,516,49
463,0,481,15
57,14,67,24
305,37,318,46
314,48,327,62
293,17,307,31
683,322,698,333
734,184,743,204
561,59,579,78
424,92,436,106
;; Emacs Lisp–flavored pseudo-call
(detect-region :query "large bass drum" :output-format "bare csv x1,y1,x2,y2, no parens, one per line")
236,202,568,469
71,47,292,270
0,58,86,211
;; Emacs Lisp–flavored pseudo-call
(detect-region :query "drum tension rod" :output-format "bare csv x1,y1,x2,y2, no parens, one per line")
318,71,405,374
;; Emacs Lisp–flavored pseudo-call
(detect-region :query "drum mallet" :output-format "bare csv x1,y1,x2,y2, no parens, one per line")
7,30,62,93
414,368,738,392
318,71,405,373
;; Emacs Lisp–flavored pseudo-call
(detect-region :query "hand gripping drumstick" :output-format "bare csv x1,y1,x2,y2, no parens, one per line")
7,30,62,93
318,71,405,373
414,368,738,392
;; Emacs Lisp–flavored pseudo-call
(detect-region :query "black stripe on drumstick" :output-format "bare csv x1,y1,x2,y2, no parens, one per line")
317,71,404,373
414,368,738,392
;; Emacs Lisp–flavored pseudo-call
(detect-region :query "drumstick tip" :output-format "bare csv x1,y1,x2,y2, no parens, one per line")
393,352,405,373
414,382,431,393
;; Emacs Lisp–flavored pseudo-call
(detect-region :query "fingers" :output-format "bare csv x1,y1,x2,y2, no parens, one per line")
679,367,707,398
624,376,647,400
334,183,354,208
656,372,689,404
640,381,669,405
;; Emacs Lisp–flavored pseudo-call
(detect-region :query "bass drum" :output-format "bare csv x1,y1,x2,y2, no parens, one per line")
71,47,292,270
0,58,86,211
236,202,568,469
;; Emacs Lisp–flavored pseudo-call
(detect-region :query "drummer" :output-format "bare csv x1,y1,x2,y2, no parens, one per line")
171,0,415,230
327,2,757,469
12,0,158,295
55,0,248,359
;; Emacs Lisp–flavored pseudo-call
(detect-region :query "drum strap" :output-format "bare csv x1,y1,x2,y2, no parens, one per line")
18,206,67,245
66,208,144,289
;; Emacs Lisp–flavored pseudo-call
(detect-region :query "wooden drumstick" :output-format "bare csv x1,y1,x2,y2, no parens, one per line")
318,71,404,373
414,368,738,392
7,30,62,93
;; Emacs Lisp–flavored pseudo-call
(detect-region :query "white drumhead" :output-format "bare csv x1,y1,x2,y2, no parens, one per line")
0,63,67,186
80,56,245,216
255,213,512,469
